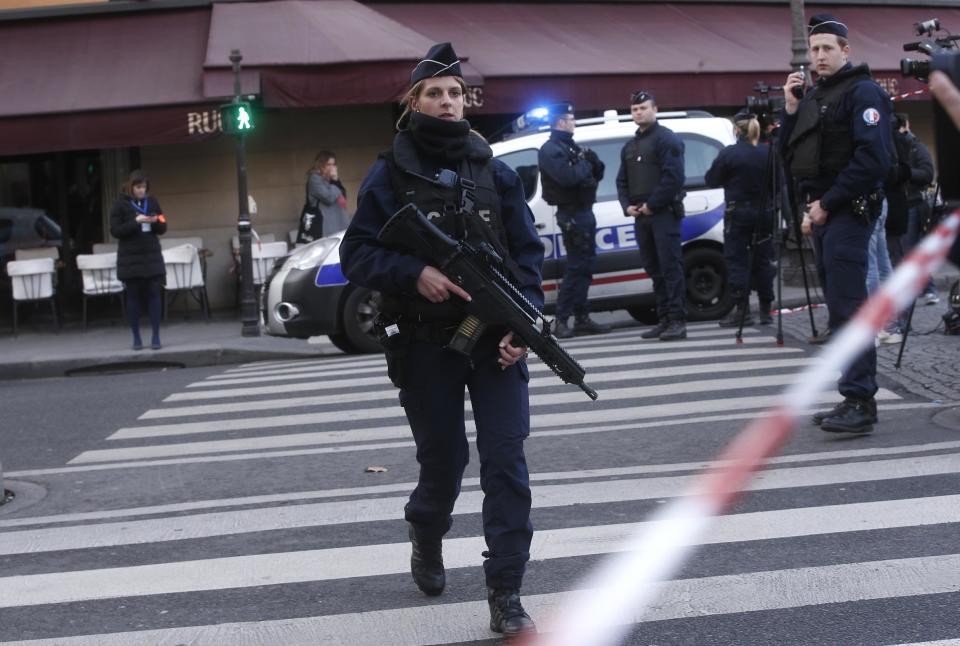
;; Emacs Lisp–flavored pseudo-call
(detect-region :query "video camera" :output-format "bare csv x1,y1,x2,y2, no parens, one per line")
744,82,785,133
899,18,960,206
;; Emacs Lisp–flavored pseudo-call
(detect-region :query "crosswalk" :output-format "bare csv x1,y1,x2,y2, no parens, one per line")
2,322,958,645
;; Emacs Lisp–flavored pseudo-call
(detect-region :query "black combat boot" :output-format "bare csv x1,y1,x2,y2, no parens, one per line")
409,524,445,596
553,317,574,339
820,398,878,434
758,300,774,325
488,587,537,636
718,304,754,328
573,314,611,336
641,319,669,339
811,400,850,426
659,319,687,341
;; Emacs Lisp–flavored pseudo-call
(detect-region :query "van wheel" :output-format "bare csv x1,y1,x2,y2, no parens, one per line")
340,287,383,354
683,247,732,322
327,333,356,354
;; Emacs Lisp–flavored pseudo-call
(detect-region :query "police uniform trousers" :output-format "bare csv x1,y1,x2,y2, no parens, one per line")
399,332,533,589
635,208,686,320
724,204,775,302
555,207,597,320
812,208,878,400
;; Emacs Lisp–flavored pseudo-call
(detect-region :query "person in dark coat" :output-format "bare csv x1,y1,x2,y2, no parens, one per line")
339,42,543,638
109,170,166,350
705,112,776,327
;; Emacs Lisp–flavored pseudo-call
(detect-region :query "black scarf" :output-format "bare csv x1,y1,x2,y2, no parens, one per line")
408,112,472,161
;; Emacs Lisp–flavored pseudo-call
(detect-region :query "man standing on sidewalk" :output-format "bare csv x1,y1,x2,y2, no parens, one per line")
616,91,688,341
538,102,610,338
781,14,893,434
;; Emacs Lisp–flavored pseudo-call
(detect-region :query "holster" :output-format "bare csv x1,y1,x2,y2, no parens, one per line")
671,198,685,220
374,313,413,389
852,190,884,226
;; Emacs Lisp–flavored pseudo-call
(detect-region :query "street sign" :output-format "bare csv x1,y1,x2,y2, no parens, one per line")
220,102,254,135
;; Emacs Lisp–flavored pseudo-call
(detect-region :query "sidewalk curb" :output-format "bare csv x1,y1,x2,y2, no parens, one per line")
1,346,325,381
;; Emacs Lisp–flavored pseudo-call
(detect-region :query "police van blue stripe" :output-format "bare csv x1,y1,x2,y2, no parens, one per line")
681,206,724,242
315,263,348,287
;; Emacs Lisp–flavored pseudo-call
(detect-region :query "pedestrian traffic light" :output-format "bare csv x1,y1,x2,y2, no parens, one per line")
220,102,254,135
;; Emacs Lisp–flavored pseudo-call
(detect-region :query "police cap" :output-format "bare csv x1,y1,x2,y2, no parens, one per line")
546,102,575,118
411,42,462,85
630,90,656,106
808,14,848,38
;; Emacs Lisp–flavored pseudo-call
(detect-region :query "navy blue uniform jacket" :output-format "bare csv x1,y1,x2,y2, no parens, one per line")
615,122,685,212
780,63,893,213
340,155,545,311
538,131,594,189
705,141,770,203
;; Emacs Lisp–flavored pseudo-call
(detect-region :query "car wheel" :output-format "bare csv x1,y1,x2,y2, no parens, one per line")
327,333,356,354
627,305,658,324
341,287,383,354
683,246,732,322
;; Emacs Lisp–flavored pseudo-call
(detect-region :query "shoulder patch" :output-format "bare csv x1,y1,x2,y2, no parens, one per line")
862,108,881,126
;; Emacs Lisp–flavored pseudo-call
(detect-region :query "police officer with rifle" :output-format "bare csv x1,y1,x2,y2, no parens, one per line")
340,42,543,637
781,14,894,435
537,102,610,338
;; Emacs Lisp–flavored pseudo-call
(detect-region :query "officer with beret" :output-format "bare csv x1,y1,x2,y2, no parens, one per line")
616,91,688,340
781,14,893,434
537,102,610,338
705,112,776,327
340,42,542,636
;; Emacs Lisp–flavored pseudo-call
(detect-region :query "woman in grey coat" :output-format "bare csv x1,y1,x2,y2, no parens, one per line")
297,150,350,242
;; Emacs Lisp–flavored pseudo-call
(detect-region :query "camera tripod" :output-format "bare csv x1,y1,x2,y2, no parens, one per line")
732,129,820,344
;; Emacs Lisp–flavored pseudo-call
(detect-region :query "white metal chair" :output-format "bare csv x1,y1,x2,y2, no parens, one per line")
92,242,117,254
7,257,58,334
161,244,209,321
15,247,59,261
252,241,290,287
76,252,124,330
160,236,204,251
288,229,298,245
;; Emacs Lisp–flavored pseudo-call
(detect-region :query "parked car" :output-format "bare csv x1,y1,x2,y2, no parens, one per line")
262,109,736,353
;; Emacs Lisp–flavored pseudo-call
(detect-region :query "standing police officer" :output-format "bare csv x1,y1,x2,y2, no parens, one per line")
781,14,893,434
537,102,609,338
705,112,776,326
616,91,688,340
340,42,542,637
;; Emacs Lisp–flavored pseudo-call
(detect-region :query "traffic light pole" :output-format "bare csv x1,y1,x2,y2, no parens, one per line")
230,49,260,337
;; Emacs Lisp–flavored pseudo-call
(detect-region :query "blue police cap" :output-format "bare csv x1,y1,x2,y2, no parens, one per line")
630,90,656,106
411,42,462,85
808,14,848,38
546,102,575,118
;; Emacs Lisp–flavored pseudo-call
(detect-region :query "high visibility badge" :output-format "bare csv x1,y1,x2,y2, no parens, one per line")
862,108,881,126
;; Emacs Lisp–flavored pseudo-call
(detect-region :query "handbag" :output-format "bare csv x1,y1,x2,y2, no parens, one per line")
296,190,324,244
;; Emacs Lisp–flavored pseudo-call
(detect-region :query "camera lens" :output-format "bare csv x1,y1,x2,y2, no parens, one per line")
900,58,931,80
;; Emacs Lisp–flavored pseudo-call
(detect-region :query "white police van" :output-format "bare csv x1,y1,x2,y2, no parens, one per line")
263,109,735,353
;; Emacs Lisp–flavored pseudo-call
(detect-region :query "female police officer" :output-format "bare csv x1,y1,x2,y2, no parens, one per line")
339,43,543,637
705,113,776,327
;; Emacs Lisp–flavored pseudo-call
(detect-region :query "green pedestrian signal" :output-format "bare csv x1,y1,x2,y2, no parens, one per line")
220,102,255,135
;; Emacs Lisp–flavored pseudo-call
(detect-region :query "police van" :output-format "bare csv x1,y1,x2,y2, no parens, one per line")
262,109,735,353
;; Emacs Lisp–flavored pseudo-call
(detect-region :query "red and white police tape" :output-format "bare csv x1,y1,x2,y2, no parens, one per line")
529,211,960,646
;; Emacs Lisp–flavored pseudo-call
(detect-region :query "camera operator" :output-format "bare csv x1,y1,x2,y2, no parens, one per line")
781,14,894,435
616,90,687,341
929,69,960,269
537,102,610,338
705,112,776,327
893,114,938,302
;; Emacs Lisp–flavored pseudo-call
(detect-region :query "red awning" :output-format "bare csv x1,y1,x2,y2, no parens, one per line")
371,3,948,112
0,8,217,155
202,0,482,108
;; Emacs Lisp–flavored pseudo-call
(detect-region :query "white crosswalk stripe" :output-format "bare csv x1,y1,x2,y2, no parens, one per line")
4,324,958,645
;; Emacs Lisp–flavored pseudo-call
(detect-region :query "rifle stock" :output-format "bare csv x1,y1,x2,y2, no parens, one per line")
377,203,598,400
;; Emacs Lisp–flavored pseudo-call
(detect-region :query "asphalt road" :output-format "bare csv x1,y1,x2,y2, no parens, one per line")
1,319,958,645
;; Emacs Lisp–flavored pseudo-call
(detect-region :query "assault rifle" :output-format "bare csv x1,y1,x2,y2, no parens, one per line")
377,203,599,400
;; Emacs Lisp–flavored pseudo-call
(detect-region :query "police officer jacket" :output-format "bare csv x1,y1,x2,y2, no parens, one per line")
340,129,545,322
781,63,893,213
615,122,685,214
538,130,602,209
705,140,770,204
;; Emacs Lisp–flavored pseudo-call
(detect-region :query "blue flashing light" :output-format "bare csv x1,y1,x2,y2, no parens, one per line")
526,106,550,121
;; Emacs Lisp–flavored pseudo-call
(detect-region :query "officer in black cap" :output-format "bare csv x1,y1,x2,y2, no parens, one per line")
537,102,609,338
340,42,541,637
615,90,688,340
705,111,776,326
781,14,893,434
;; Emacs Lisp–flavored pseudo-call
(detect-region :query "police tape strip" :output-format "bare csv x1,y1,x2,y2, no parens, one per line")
891,88,928,101
529,211,960,646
